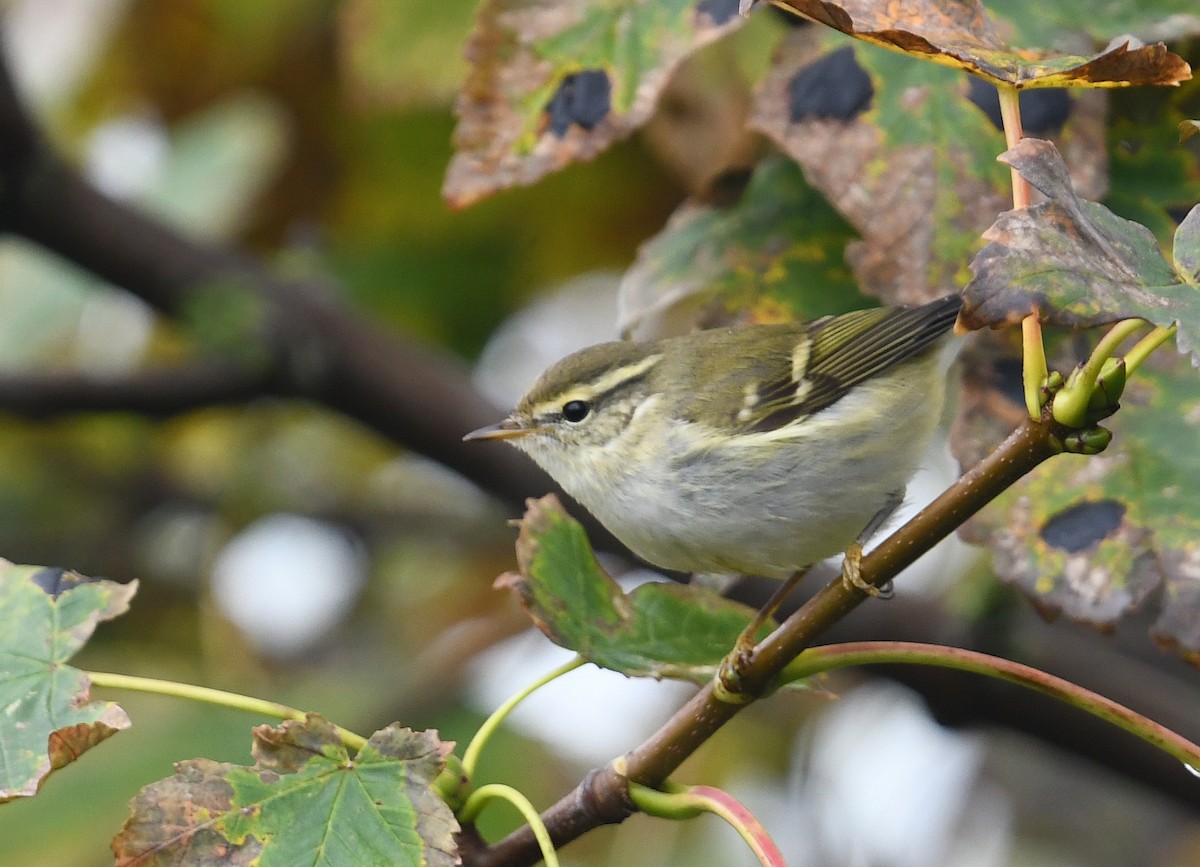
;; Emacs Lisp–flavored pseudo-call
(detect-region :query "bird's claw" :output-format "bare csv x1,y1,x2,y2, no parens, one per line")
840,541,893,599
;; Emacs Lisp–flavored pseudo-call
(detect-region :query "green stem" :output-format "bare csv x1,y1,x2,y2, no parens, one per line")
459,784,560,867
461,657,584,780
996,83,1049,420
1124,324,1178,375
1021,316,1048,418
780,642,1200,768
86,670,368,752
629,782,785,867
1082,318,1148,380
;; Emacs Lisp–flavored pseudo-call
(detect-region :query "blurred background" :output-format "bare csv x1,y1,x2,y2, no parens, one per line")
0,2,1198,865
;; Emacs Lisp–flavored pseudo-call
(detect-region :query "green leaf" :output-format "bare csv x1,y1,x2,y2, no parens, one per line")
618,156,866,339
751,31,1019,304
443,0,745,207
0,563,134,802
961,138,1200,362
497,495,769,681
969,360,1200,664
111,716,459,866
766,0,1191,89
986,0,1200,47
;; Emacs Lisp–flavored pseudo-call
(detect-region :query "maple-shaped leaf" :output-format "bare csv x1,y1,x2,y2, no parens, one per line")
444,0,745,207
497,495,771,681
112,716,458,867
758,0,1191,89
0,562,135,802
961,138,1200,363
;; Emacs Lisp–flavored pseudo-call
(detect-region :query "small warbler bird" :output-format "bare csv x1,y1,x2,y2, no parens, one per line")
466,296,961,600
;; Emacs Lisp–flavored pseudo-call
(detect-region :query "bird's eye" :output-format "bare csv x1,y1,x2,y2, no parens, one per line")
561,400,591,423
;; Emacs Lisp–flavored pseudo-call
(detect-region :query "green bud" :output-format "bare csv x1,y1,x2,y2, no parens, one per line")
1086,357,1126,420
1064,426,1112,455
1052,376,1090,428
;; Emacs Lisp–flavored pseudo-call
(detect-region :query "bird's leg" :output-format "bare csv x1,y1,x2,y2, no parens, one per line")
841,490,905,598
731,568,809,662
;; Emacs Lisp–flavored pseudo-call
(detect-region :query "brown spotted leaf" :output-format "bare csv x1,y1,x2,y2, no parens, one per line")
0,562,134,802
961,138,1200,363
112,716,458,866
444,0,745,207
497,495,771,681
762,0,1191,89
752,29,1074,304
967,359,1200,664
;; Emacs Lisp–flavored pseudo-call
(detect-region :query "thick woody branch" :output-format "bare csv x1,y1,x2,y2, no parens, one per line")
0,38,557,521
0,361,270,418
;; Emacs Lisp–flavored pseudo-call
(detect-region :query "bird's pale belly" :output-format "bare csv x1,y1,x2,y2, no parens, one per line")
580,427,923,579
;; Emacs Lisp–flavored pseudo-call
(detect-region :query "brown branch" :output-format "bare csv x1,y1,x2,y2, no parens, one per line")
0,32,558,526
0,361,271,418
468,416,1066,866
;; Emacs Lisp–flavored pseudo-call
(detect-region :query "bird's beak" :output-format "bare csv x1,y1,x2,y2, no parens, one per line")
463,416,533,442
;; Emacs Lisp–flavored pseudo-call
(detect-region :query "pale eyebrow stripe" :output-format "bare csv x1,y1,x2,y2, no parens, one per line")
529,353,663,415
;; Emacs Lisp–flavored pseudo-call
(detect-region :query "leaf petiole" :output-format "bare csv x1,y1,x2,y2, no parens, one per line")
458,783,560,867
1124,323,1178,375
629,780,787,867
996,83,1050,419
778,642,1200,769
86,670,368,751
461,657,584,780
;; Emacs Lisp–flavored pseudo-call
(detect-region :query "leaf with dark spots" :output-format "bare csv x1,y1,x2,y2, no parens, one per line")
764,0,1191,89
113,717,459,867
444,0,745,207
497,495,771,681
968,359,1200,663
1040,500,1127,553
28,567,102,599
752,30,1025,305
0,562,135,801
967,78,1071,135
546,70,612,136
788,45,872,121
988,470,1160,629
962,139,1200,363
